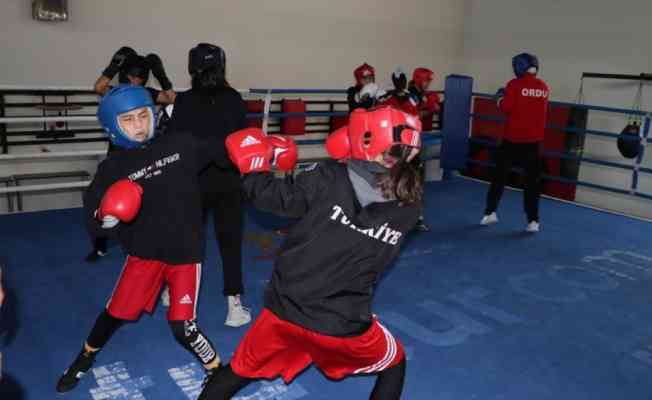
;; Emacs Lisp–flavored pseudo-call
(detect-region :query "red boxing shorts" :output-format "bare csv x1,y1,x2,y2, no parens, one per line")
231,308,404,383
106,256,200,321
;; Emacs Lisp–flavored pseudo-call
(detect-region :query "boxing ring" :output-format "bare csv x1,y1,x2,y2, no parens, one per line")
2,83,652,400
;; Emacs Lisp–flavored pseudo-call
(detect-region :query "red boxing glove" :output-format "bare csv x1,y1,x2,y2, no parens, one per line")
325,126,351,160
226,128,273,173
98,179,143,223
226,129,299,174
422,92,441,114
267,135,298,172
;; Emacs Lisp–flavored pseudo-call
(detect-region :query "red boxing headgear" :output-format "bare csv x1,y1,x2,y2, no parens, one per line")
354,63,375,86
412,67,434,90
326,107,422,161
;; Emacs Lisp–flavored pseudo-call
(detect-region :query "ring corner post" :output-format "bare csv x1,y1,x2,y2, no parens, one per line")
440,75,474,180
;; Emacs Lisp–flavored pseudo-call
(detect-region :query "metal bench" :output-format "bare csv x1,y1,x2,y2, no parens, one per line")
13,170,90,211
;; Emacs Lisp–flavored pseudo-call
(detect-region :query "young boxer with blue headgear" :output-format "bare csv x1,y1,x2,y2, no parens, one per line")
56,84,260,393
86,47,177,263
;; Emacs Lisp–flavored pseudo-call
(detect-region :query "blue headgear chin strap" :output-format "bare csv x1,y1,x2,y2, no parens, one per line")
97,85,156,149
512,53,539,78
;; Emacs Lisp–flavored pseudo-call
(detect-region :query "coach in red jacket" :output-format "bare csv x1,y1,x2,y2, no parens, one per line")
481,53,549,233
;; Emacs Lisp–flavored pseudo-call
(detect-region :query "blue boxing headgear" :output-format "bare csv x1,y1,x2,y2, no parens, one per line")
97,85,156,149
512,53,539,78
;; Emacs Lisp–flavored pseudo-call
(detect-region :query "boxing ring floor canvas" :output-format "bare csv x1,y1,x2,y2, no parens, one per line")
2,177,652,400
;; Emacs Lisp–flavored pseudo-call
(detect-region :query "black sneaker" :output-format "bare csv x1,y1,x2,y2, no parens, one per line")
202,367,216,389
415,219,430,232
199,365,224,400
85,250,108,263
56,350,97,393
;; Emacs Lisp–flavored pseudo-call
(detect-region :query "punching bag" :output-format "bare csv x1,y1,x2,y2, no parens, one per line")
617,123,641,159
560,106,588,179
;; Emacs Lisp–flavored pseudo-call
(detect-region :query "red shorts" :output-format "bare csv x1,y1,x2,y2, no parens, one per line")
106,256,201,321
231,308,404,383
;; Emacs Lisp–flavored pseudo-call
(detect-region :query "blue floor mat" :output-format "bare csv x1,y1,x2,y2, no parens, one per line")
2,178,652,399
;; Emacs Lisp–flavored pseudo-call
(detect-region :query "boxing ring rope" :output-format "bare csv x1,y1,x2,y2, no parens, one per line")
0,150,106,160
0,116,98,124
0,113,442,149
0,181,89,195
0,86,443,204
465,91,652,201
5,80,647,215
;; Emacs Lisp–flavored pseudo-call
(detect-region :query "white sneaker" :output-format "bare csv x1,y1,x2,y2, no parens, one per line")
480,212,498,226
161,286,170,307
225,295,251,327
526,221,540,233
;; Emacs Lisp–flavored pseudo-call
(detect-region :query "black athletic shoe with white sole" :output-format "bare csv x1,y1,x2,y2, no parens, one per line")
56,350,96,393
415,219,430,232
85,249,108,263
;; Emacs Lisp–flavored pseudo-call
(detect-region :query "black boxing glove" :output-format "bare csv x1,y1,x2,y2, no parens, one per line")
392,69,407,92
146,53,173,91
103,46,138,79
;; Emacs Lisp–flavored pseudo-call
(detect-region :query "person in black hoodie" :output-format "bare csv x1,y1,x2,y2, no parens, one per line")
56,85,223,393
199,106,423,400
166,43,251,327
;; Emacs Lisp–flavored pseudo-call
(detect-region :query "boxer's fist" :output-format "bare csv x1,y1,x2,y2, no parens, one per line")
423,92,441,114
226,128,298,174
358,83,380,101
103,46,138,79
392,69,408,92
146,53,173,91
226,128,274,174
268,135,298,172
325,126,351,160
495,87,506,103
98,179,143,225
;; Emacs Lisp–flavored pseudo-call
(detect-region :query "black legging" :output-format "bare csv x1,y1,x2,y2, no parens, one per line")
198,359,406,400
86,310,218,367
91,237,108,254
200,167,244,296
87,310,125,349
485,140,542,222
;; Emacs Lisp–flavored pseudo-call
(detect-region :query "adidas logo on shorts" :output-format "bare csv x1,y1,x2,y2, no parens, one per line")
241,136,261,147
180,294,193,305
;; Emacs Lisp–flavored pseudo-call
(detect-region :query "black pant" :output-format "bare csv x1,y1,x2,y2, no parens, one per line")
92,237,108,253
485,141,542,222
411,155,427,221
200,167,244,296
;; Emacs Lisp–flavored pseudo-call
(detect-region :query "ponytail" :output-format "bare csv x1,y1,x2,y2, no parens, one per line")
378,158,423,204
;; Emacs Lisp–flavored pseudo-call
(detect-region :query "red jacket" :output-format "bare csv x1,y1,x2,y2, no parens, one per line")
499,74,549,143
